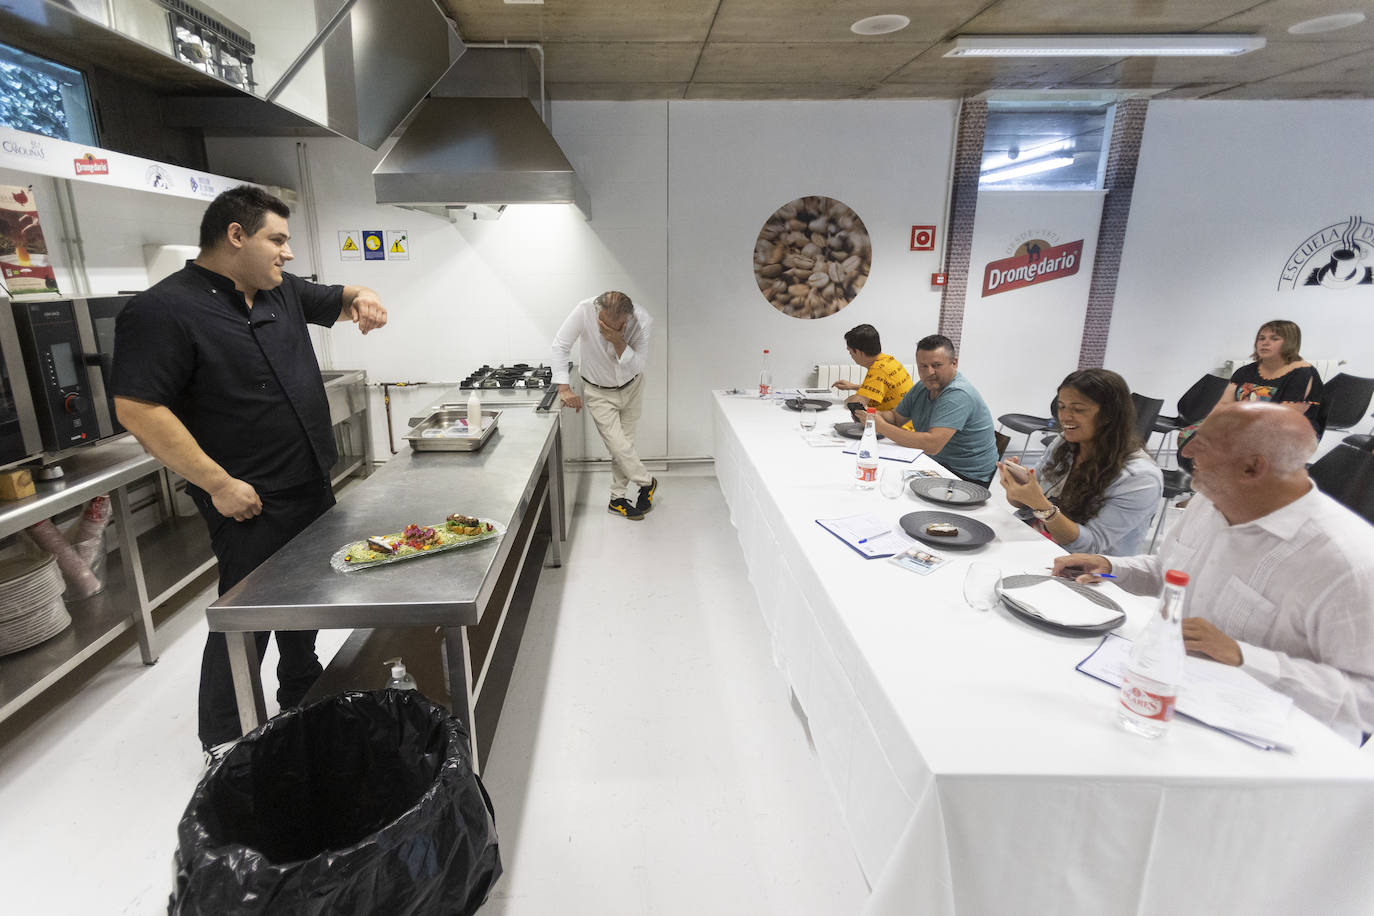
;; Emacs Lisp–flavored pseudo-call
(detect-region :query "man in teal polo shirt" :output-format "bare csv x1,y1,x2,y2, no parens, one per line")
870,334,999,486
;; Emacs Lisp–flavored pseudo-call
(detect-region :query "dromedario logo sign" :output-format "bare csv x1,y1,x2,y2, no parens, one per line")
1278,215,1374,290
982,229,1083,297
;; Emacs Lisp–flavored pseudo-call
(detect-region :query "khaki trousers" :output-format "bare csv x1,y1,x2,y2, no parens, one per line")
583,374,651,500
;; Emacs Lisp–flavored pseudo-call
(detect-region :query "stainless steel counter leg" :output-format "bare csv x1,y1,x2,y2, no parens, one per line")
547,415,565,567
110,486,156,664
442,626,480,775
226,631,267,735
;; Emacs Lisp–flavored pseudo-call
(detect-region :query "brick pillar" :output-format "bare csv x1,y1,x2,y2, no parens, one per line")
938,100,987,354
1078,100,1148,369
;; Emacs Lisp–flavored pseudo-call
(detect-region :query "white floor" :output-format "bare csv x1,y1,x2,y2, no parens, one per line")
0,470,868,915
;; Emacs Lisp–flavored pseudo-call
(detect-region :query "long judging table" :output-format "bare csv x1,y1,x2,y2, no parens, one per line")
713,391,1374,916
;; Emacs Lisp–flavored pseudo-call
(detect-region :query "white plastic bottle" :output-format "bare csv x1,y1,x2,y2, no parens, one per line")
1118,569,1188,738
466,390,482,434
855,407,879,489
384,658,418,691
758,349,772,398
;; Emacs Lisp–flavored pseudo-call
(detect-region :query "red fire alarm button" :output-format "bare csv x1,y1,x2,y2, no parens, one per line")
931,272,947,286
910,225,936,251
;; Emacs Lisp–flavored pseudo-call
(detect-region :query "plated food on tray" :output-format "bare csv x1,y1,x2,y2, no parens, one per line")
331,513,503,571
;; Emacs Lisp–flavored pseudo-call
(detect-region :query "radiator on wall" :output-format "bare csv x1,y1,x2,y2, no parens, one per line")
814,364,920,388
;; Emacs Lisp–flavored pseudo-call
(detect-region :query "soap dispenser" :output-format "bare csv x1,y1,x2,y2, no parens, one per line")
383,658,418,691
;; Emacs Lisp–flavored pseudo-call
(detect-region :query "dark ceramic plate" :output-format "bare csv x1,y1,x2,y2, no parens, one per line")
897,511,994,549
908,477,991,506
998,573,1126,636
783,398,832,411
833,421,886,440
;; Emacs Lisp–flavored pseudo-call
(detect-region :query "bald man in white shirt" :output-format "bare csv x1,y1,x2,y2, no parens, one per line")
1054,401,1374,744
552,291,657,520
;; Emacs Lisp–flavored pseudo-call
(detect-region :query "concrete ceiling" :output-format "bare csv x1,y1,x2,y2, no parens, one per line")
438,0,1374,101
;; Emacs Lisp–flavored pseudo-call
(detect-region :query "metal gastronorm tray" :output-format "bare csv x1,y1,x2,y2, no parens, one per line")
404,409,501,452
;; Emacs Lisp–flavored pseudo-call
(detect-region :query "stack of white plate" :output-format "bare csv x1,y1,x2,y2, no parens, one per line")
0,554,71,657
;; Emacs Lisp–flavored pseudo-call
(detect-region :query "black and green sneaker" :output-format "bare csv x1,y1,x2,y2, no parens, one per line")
635,477,658,514
609,497,644,520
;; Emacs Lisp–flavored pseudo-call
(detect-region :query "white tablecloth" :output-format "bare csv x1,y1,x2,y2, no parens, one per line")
712,392,1374,916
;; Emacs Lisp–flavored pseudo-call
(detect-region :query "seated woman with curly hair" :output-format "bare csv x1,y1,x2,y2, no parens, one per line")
999,368,1163,556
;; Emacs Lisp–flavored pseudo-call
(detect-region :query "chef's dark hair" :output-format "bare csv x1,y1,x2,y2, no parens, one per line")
199,185,290,250
916,334,956,359
844,324,881,357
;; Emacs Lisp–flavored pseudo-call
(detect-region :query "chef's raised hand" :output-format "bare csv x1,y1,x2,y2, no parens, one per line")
344,287,387,334
210,477,263,522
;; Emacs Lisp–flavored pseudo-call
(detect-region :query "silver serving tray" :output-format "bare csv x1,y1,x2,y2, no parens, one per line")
404,409,501,452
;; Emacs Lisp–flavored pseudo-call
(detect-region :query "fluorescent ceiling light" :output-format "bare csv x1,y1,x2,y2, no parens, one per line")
981,138,1072,173
1288,13,1365,35
981,156,1075,184
945,35,1265,58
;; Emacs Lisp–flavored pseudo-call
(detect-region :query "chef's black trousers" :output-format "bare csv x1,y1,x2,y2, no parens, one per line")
189,478,335,749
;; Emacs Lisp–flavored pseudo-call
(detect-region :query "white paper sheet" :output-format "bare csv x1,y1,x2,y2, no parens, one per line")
816,513,910,558
1078,633,1294,750
1004,579,1121,627
843,442,925,462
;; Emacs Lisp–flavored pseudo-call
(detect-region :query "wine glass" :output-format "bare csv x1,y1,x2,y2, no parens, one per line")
879,465,904,498
963,562,1002,612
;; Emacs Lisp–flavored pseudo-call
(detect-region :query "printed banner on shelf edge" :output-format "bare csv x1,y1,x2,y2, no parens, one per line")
0,185,59,297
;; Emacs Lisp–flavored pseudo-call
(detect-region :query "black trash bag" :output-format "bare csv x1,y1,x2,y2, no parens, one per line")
170,689,501,915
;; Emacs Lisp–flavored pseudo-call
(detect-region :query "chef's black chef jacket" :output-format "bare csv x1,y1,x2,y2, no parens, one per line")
111,262,343,491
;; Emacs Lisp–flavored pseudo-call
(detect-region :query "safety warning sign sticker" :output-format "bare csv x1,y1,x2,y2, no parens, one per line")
386,230,409,260
363,230,384,260
339,230,361,260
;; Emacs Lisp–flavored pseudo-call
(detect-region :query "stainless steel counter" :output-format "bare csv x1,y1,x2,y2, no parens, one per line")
207,401,566,769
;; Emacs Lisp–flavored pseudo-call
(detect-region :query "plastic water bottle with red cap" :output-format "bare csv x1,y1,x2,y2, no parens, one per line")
855,407,879,489
1118,569,1188,738
758,349,772,397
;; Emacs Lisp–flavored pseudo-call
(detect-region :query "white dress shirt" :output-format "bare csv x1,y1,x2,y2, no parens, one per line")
1108,485,1374,743
550,297,652,387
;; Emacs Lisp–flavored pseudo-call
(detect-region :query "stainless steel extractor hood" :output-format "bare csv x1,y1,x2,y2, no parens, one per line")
372,48,590,221
373,98,589,220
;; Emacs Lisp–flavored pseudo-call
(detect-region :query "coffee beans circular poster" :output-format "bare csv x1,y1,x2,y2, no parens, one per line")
753,196,871,319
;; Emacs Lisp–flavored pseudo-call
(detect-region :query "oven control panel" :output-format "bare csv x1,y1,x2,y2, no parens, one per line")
11,300,101,450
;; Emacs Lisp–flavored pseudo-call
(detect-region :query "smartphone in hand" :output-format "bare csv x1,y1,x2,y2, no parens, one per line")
1001,460,1031,484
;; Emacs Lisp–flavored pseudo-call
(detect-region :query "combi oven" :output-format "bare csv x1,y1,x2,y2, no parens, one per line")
7,294,132,458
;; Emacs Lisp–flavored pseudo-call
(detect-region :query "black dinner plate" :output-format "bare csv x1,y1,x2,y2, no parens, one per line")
833,421,886,440
783,398,832,411
898,511,994,549
908,477,991,506
998,573,1126,636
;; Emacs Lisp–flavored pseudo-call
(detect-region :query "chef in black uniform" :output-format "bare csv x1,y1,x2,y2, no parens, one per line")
111,185,387,763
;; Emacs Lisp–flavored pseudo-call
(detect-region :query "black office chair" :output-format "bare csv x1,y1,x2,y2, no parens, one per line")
1148,468,1194,552
1130,393,1164,447
1344,433,1374,453
1152,373,1230,458
1309,442,1374,525
1318,373,1374,435
998,398,1058,459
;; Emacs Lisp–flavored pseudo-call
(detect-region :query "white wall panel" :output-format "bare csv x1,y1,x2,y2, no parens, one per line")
666,100,957,457
1107,100,1374,414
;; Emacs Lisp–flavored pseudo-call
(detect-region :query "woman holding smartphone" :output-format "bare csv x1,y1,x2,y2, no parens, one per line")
999,368,1163,556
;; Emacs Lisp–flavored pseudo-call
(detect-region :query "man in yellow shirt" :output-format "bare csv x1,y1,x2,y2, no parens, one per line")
832,324,914,414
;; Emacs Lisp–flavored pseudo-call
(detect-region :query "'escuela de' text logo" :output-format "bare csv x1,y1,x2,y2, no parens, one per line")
1278,215,1374,290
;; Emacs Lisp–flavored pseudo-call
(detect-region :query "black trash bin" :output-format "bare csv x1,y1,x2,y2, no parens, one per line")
170,689,501,916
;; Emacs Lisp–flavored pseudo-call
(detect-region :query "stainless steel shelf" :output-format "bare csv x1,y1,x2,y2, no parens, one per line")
0,514,215,721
